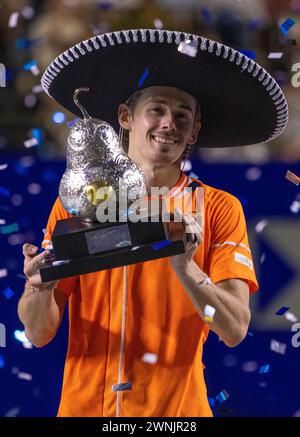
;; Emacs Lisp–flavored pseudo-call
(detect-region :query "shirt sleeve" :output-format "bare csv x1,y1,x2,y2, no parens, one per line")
41,197,79,298
207,192,259,293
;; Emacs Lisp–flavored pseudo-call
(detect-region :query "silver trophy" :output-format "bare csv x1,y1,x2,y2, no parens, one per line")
39,88,186,282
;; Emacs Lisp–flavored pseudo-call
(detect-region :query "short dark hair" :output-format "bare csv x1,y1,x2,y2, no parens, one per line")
120,89,201,156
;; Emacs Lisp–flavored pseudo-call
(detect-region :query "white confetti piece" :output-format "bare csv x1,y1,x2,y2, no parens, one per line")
204,304,215,322
0,268,8,278
285,311,298,323
32,84,43,93
245,166,262,181
30,64,40,76
0,164,8,171
268,52,283,59
255,219,269,233
153,18,164,29
290,200,300,214
241,361,259,372
24,137,39,148
270,339,287,355
142,352,158,364
178,39,199,58
8,12,19,28
4,407,20,417
17,372,32,381
0,219,6,225
181,159,192,171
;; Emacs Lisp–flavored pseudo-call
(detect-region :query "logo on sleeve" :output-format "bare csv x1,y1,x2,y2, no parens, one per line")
234,251,253,270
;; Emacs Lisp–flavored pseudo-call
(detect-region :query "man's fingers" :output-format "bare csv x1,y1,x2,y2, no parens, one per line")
23,243,38,263
24,250,52,278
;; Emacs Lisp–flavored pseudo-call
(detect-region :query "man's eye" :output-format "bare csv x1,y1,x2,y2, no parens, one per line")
149,107,162,112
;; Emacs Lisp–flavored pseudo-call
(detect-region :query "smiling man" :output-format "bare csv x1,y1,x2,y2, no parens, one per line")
18,29,288,417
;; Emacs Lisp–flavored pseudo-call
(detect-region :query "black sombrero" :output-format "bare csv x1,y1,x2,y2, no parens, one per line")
41,29,288,148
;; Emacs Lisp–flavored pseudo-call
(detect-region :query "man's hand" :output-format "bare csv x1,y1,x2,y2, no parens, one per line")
23,243,58,291
170,208,204,272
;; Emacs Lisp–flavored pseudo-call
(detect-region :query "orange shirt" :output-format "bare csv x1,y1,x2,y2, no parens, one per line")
42,172,258,417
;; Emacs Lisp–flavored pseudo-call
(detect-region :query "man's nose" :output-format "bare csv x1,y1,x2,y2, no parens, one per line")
161,112,176,130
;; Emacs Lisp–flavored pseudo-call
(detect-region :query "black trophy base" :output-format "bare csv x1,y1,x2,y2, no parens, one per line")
39,236,186,282
39,216,187,282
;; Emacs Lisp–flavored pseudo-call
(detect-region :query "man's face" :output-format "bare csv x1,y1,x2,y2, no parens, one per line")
119,86,201,165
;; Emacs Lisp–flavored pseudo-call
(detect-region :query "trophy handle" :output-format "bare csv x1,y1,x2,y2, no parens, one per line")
73,87,91,120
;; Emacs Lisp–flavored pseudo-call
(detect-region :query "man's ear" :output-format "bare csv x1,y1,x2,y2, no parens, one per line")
118,104,133,130
188,120,202,145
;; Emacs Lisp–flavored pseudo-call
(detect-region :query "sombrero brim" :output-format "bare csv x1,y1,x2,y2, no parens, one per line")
41,29,288,148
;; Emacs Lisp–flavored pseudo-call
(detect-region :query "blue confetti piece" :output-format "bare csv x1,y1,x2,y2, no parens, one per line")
152,240,172,250
208,397,216,408
0,223,20,235
0,187,11,198
112,382,132,392
16,274,26,280
247,331,254,336
138,68,149,88
0,355,4,368
52,112,66,124
239,50,256,59
259,364,270,374
216,389,230,404
23,60,38,71
275,306,290,316
3,286,14,300
280,17,296,35
31,128,44,143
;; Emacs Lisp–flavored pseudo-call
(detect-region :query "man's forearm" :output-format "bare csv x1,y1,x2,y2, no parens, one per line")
174,260,250,347
18,282,60,347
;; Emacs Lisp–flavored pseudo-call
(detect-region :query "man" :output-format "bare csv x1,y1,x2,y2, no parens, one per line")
18,29,288,417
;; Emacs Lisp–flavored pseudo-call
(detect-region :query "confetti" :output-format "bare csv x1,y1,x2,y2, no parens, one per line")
255,219,269,233
21,5,35,19
178,39,199,58
23,60,40,76
181,159,192,172
275,306,290,316
67,117,80,128
142,352,158,364
0,269,8,278
204,304,216,323
258,364,270,374
285,170,300,186
52,112,66,124
17,372,32,381
138,68,149,88
268,52,283,59
208,397,216,408
32,84,43,94
24,137,39,148
0,219,6,225
245,166,262,181
280,17,296,35
270,339,287,355
152,240,172,250
290,200,300,214
239,50,255,59
3,286,14,299
0,164,8,171
112,382,132,392
188,171,199,179
27,183,42,195
0,354,4,368
8,12,19,28
260,253,266,264
0,223,20,235
11,194,23,206
216,389,230,403
153,18,164,29
4,407,20,417
24,94,37,108
247,331,254,336
242,361,259,372
285,311,298,323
